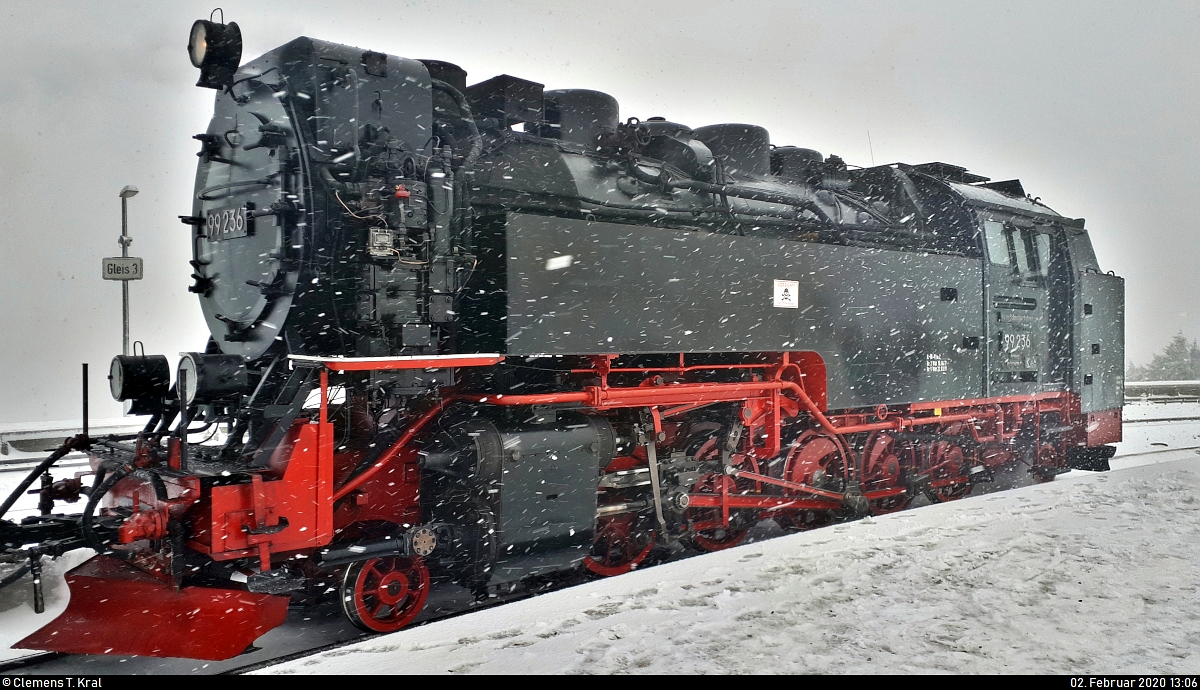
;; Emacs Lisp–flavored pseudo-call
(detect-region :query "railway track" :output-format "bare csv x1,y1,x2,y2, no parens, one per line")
213,586,550,676
0,455,89,474
0,651,64,673
8,432,1198,677
1124,416,1200,424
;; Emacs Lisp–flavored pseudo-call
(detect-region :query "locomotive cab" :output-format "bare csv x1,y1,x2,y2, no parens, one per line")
962,182,1124,456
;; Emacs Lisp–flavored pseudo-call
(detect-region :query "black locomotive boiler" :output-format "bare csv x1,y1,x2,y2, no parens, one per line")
2,17,1123,660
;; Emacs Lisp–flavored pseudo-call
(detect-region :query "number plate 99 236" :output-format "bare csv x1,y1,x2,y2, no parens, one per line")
206,207,251,241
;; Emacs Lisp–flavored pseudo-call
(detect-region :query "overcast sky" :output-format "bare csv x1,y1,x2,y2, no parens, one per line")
0,1,1195,422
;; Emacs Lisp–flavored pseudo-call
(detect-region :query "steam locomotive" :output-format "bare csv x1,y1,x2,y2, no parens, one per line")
1,17,1123,660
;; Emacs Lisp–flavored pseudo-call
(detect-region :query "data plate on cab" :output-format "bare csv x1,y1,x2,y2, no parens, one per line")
206,207,251,241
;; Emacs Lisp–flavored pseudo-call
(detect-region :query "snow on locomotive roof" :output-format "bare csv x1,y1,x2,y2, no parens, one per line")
950,180,1065,220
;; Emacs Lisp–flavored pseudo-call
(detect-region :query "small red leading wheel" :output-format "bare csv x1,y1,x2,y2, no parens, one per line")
685,473,749,551
341,556,430,633
583,514,656,577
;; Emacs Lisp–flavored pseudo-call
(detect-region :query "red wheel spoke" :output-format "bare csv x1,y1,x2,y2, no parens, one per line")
861,432,914,515
341,555,431,633
922,441,971,502
584,514,655,577
683,473,750,551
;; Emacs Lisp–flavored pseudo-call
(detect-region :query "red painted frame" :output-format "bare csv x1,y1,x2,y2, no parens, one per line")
104,351,1112,571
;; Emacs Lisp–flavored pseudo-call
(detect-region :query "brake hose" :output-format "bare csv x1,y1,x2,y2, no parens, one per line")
80,465,133,558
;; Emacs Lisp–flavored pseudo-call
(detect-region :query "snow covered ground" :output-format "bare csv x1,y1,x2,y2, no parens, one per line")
3,402,1199,673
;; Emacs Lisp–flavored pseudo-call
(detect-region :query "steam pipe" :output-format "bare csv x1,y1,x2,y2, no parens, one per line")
333,395,464,502
669,178,833,223
430,79,482,173
623,158,835,224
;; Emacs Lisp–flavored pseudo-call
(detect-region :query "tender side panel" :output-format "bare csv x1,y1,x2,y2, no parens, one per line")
502,213,983,409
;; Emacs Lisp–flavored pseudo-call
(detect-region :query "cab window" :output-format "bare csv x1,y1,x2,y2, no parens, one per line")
984,221,1009,265
983,219,1048,284
1034,233,1051,278
1013,229,1034,277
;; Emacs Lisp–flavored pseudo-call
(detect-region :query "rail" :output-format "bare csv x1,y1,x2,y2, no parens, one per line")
0,419,143,457
1125,380,1200,404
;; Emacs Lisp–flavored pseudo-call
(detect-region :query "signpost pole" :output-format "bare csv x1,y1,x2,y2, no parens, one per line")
118,186,138,356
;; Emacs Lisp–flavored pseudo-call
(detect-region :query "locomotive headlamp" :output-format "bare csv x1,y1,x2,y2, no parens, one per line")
188,17,242,90
177,352,248,405
109,354,170,402
188,21,209,68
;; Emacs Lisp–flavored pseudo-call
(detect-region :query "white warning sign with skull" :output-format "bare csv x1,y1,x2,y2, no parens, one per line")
773,279,799,308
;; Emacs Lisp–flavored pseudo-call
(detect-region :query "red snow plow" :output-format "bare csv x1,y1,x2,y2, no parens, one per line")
15,555,289,660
